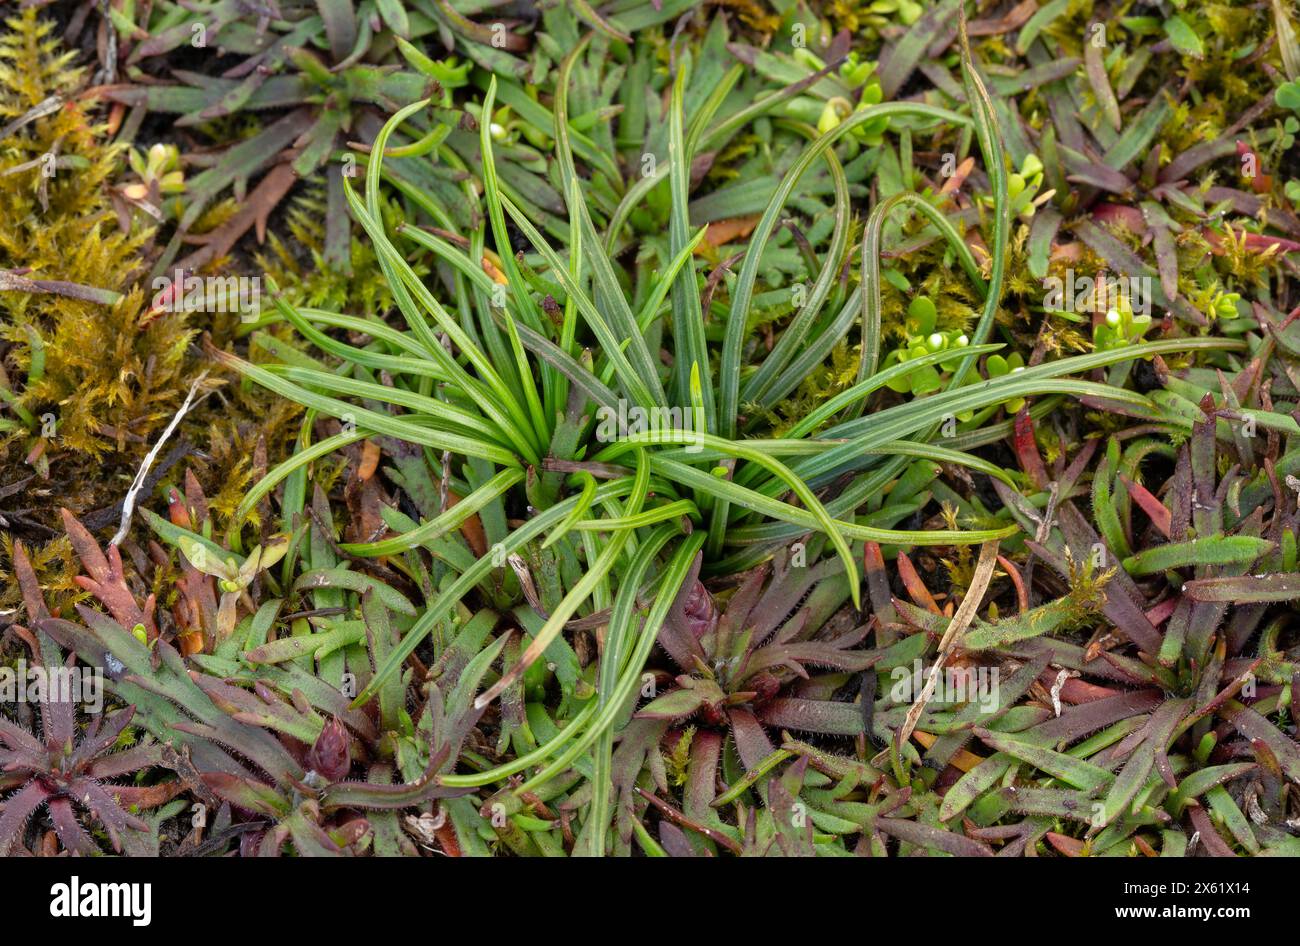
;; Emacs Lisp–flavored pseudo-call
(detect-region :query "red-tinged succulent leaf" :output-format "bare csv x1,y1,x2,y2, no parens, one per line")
330,816,372,851
712,561,769,649
967,1,1039,35
679,581,717,638
997,554,1029,614
254,824,291,858
874,6,939,96
659,552,710,671
1251,738,1284,782
875,816,994,856
167,480,218,595
284,806,347,857
1045,831,1085,856
68,775,150,842
755,697,864,737
192,674,320,750
0,781,50,854
71,707,137,772
972,728,1113,791
728,706,777,771
316,0,359,62
1007,636,1154,685
1022,513,1162,653
768,760,815,857
636,787,744,854
612,718,669,843
998,785,1095,822
1013,408,1049,489
0,712,43,757
127,18,222,61
980,823,1039,858
895,551,941,614
1158,96,1275,183
745,620,875,680
1202,227,1300,255
1097,698,1190,826
770,608,810,648
1051,676,1124,705
38,666,76,753
862,542,897,643
47,795,97,855
277,663,378,742
11,542,49,623
784,672,850,702
747,639,878,677
1118,473,1172,537
1107,722,1153,764
1172,763,1258,804
320,756,475,809
318,688,477,810
746,556,841,646
1065,151,1132,192
62,509,149,633
930,653,1053,741
187,671,268,717
1145,596,1178,626
941,696,1164,826
1217,700,1300,783
203,772,294,819
1142,202,1181,300
169,717,303,788
636,682,714,721
1189,405,1220,537
939,752,1018,822
1033,689,1164,743
1187,804,1239,857
657,821,700,857
75,605,153,678
104,781,185,811
177,109,315,229
1187,660,1262,722
179,468,209,529
684,730,723,820
1184,574,1300,603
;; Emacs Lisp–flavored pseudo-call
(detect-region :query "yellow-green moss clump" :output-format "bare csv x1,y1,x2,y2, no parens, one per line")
0,9,194,468
0,9,299,608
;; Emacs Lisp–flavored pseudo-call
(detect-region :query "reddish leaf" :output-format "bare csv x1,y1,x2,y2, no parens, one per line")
1117,473,1172,538
896,552,941,614
875,817,994,856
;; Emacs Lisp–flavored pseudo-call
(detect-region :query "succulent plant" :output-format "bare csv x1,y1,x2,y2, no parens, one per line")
979,152,1048,221
0,642,171,855
96,0,465,272
4,0,1298,866
0,691,154,855
1092,301,1153,353
115,142,187,225
4,546,184,855
638,547,870,748
615,545,874,849
881,295,970,396
969,397,1300,856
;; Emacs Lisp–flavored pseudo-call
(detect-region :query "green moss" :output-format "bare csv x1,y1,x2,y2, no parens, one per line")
255,188,406,317
0,8,301,608
0,9,192,460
